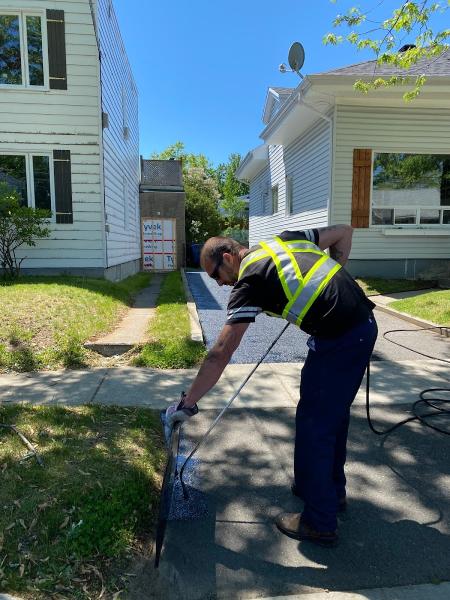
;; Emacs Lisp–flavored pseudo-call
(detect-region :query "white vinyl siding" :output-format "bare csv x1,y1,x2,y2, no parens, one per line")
98,0,140,268
0,0,104,269
332,104,450,260
248,118,331,245
284,117,330,227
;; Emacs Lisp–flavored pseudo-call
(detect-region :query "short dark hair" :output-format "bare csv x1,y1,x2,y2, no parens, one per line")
200,236,242,267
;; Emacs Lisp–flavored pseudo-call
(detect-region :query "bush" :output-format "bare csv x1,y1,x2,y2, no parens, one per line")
0,183,51,279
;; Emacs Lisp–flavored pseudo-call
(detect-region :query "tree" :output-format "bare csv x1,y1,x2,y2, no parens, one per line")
183,167,223,243
325,1,450,100
151,141,214,176
0,183,51,279
151,142,222,243
216,153,249,229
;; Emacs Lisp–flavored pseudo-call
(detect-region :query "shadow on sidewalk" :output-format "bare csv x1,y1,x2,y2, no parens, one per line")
135,406,450,599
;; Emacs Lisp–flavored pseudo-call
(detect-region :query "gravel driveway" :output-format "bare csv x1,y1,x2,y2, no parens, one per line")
185,270,450,366
185,270,309,363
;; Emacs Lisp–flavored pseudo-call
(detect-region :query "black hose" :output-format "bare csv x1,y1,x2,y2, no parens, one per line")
365,326,450,436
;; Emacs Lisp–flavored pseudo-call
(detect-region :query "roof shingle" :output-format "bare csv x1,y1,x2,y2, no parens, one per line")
318,49,450,77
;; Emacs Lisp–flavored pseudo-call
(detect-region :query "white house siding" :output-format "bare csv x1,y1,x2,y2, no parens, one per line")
98,0,140,274
332,104,450,262
249,118,331,246
0,0,104,269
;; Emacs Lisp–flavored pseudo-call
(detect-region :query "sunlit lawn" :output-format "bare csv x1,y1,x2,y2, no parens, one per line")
134,271,206,369
0,273,151,371
390,289,450,325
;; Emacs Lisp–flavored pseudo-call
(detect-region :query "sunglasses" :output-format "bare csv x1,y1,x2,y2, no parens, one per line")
210,253,223,280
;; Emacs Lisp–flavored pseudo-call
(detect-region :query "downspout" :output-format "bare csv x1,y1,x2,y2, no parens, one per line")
88,0,109,270
328,105,336,227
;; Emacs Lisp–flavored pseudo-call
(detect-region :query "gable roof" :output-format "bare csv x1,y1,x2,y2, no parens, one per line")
262,87,295,124
270,86,295,95
319,49,450,77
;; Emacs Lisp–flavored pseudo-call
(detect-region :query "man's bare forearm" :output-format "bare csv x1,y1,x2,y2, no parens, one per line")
184,322,249,407
184,349,229,406
317,224,353,266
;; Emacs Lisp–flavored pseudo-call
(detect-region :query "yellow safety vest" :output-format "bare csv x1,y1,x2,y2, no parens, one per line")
238,236,342,328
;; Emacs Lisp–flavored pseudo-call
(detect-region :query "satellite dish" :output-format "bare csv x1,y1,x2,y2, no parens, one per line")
288,42,305,75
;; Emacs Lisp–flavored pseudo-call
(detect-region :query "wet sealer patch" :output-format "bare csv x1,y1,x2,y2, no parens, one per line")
168,434,209,520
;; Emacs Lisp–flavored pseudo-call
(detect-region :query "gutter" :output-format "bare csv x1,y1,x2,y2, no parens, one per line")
235,144,269,182
260,78,310,140
260,76,333,142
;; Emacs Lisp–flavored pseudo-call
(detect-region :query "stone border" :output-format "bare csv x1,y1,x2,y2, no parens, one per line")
180,268,204,343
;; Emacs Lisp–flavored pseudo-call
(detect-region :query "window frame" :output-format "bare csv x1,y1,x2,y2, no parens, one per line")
260,181,269,214
0,150,55,218
271,183,279,214
121,84,130,140
285,175,294,216
123,176,129,229
370,151,450,228
0,9,49,90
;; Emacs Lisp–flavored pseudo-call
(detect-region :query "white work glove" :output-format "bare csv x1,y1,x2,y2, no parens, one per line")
163,392,198,443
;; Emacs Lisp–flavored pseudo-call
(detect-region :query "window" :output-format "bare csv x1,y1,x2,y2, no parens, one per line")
285,176,294,215
0,153,52,212
123,177,129,229
0,12,46,87
371,152,450,226
122,85,129,140
271,184,279,214
260,183,269,214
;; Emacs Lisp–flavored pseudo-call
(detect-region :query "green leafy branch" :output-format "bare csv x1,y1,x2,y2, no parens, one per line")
324,1,450,100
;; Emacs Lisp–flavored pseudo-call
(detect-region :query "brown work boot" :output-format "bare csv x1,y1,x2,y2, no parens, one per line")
291,483,347,512
275,512,338,547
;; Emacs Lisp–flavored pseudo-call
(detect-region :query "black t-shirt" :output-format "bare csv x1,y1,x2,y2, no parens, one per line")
226,229,375,338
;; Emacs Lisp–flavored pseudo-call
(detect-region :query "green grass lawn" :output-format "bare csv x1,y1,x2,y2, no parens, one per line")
389,289,450,325
356,277,435,296
134,271,206,369
0,404,165,599
0,273,151,372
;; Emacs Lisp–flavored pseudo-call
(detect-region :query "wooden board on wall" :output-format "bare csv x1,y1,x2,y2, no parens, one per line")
142,218,177,271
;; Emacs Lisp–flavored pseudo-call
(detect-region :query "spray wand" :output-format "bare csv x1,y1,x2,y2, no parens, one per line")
179,321,290,499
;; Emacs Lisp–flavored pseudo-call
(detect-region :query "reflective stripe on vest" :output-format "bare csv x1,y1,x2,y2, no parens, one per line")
238,240,322,279
238,236,342,327
283,255,342,326
259,237,302,300
238,248,269,279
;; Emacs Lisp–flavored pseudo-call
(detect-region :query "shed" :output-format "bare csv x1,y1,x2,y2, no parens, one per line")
139,159,186,271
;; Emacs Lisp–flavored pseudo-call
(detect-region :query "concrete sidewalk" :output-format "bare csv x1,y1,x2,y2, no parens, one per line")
0,359,448,410
1,358,449,599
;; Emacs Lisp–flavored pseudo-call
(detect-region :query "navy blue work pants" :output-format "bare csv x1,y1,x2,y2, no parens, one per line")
294,316,378,532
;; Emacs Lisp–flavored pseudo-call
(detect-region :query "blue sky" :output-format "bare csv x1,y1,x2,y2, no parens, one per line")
113,1,426,167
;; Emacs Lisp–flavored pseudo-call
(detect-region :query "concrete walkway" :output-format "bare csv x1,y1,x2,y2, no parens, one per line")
84,273,164,356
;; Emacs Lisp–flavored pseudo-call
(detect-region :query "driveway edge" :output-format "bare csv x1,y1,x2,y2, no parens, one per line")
180,268,204,343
